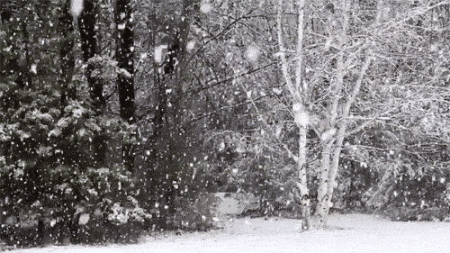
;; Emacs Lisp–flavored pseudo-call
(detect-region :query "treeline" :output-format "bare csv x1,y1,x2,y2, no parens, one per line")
1,0,450,247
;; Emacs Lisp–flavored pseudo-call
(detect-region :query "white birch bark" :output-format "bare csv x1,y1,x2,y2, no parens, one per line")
326,0,385,212
314,0,351,225
277,0,311,229
315,0,382,226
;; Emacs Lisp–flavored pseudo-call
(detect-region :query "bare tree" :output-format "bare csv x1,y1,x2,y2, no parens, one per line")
276,0,311,230
277,0,378,228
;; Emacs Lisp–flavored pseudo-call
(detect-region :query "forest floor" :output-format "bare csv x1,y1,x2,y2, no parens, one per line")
5,213,450,253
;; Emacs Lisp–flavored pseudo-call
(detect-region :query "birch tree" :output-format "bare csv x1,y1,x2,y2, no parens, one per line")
276,0,312,229
312,0,374,226
276,0,382,228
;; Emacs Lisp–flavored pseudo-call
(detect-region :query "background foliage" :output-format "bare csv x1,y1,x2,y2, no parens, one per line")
1,0,450,247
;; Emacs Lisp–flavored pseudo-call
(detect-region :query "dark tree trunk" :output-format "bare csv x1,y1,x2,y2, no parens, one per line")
116,0,136,172
79,0,104,109
147,0,199,217
20,21,32,88
59,0,76,110
36,219,45,245
78,0,107,166
152,0,197,139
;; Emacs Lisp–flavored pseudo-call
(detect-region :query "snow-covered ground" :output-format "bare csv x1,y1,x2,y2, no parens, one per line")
6,213,450,253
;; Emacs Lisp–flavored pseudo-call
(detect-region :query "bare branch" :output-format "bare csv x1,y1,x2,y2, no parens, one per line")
276,0,300,103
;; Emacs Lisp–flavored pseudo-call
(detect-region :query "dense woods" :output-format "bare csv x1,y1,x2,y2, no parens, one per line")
1,0,450,247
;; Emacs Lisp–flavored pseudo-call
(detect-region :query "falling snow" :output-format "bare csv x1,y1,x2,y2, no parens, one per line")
244,46,260,62
70,0,84,18
200,0,213,14
272,88,282,95
2,0,450,251
154,45,167,63
30,64,37,74
78,213,90,225
117,23,126,30
186,40,196,52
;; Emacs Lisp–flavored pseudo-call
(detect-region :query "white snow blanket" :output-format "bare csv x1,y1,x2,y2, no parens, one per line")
7,213,450,253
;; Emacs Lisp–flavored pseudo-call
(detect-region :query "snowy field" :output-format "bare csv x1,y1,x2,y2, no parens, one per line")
5,213,450,253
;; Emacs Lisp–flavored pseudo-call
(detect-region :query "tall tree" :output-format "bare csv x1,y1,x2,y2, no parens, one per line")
116,0,136,171
59,0,76,109
79,0,104,108
276,0,311,229
275,0,380,228
77,0,109,167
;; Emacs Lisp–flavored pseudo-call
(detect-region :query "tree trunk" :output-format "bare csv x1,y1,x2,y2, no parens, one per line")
116,0,136,172
314,141,333,226
297,124,311,229
79,0,104,108
327,56,372,210
59,0,76,111
277,0,311,230
177,0,197,84
312,0,351,227
20,21,32,88
313,0,376,227
79,0,107,167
